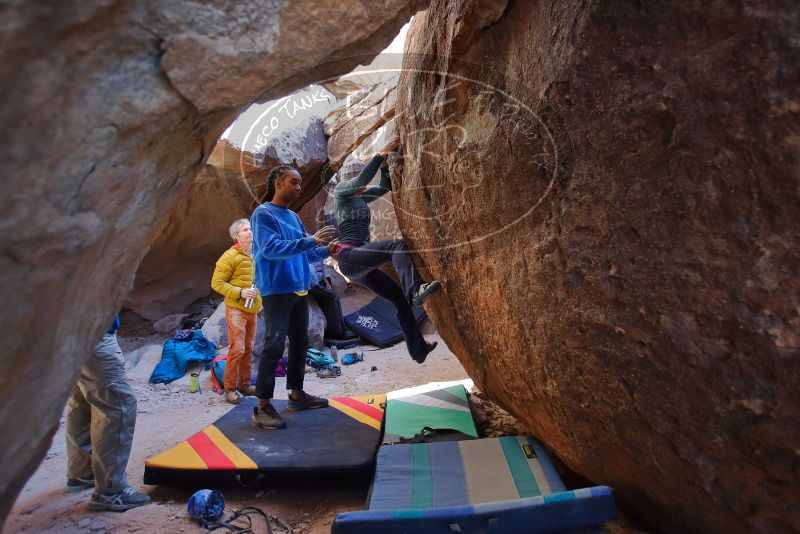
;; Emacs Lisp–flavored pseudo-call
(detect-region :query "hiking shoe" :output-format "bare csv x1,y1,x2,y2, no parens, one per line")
87,487,150,512
225,389,244,404
288,392,329,411
412,281,441,306
252,404,287,430
238,384,257,396
413,341,438,364
66,475,94,492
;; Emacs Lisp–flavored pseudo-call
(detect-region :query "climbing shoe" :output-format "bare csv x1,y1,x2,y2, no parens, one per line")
287,392,329,411
252,404,286,430
412,281,441,306
66,475,94,492
413,341,438,364
225,389,244,404
237,384,257,396
87,487,150,512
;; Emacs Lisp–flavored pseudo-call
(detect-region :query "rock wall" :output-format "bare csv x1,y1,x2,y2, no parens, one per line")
0,0,426,524
394,1,799,533
325,77,398,170
125,165,246,321
206,138,271,213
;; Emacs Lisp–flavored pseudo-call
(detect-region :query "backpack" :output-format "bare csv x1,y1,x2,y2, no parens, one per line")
305,348,336,370
210,355,227,394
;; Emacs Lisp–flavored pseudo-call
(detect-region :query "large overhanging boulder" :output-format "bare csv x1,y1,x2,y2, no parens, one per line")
0,0,427,524
393,1,798,533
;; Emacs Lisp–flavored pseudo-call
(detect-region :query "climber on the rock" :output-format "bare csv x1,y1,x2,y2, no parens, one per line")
332,137,441,364
249,165,338,430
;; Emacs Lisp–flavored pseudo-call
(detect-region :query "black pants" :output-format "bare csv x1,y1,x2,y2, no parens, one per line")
256,293,308,399
308,285,347,339
337,239,427,360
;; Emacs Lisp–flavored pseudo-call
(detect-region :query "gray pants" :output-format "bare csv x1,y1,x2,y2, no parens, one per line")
66,333,137,493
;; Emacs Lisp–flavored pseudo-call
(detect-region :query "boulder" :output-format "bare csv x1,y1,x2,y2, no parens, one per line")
324,85,376,135
325,77,398,170
305,300,327,351
201,300,230,348
0,0,427,524
205,138,266,213
152,313,189,334
394,2,799,533
124,166,244,321
124,344,165,381
323,263,349,298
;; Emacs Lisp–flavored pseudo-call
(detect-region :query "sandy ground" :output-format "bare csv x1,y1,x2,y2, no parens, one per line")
6,289,470,534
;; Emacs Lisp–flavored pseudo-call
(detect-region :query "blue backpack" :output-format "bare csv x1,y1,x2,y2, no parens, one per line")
210,355,227,394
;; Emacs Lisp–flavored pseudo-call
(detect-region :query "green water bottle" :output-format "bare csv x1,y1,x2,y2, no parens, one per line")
190,372,200,393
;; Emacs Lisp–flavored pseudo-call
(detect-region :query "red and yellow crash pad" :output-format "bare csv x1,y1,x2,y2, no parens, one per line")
144,395,385,485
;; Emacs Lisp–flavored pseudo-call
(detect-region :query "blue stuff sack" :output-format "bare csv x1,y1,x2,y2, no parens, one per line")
187,489,225,526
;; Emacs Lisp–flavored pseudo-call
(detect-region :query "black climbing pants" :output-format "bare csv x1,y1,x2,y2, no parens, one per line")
256,293,308,399
337,239,427,361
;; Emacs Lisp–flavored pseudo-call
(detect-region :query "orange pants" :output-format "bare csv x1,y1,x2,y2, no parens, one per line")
224,306,257,390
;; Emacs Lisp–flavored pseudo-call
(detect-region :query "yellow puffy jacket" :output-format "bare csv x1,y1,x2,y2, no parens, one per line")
211,244,263,313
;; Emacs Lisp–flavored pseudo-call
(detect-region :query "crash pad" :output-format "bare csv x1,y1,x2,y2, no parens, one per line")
332,486,616,534
144,394,385,486
344,297,426,348
332,436,616,533
383,383,478,443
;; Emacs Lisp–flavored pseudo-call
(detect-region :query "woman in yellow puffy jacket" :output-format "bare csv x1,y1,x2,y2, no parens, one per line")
211,219,263,404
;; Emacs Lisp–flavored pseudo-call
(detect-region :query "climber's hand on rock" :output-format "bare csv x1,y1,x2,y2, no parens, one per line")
327,239,341,258
241,288,257,299
379,137,401,157
313,226,337,245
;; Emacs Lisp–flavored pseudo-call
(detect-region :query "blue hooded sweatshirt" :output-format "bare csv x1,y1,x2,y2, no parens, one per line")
251,202,329,296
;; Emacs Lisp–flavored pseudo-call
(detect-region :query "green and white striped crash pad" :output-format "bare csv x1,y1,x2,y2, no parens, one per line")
383,381,478,444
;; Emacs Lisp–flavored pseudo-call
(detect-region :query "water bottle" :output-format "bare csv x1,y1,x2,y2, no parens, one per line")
243,284,256,309
190,372,200,393
330,345,338,363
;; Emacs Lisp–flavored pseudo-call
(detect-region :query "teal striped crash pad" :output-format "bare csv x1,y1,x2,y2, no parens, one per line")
371,436,566,509
332,436,616,533
383,383,478,443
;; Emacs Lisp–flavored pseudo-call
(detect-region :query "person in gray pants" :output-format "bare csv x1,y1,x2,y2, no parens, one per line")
65,315,149,511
